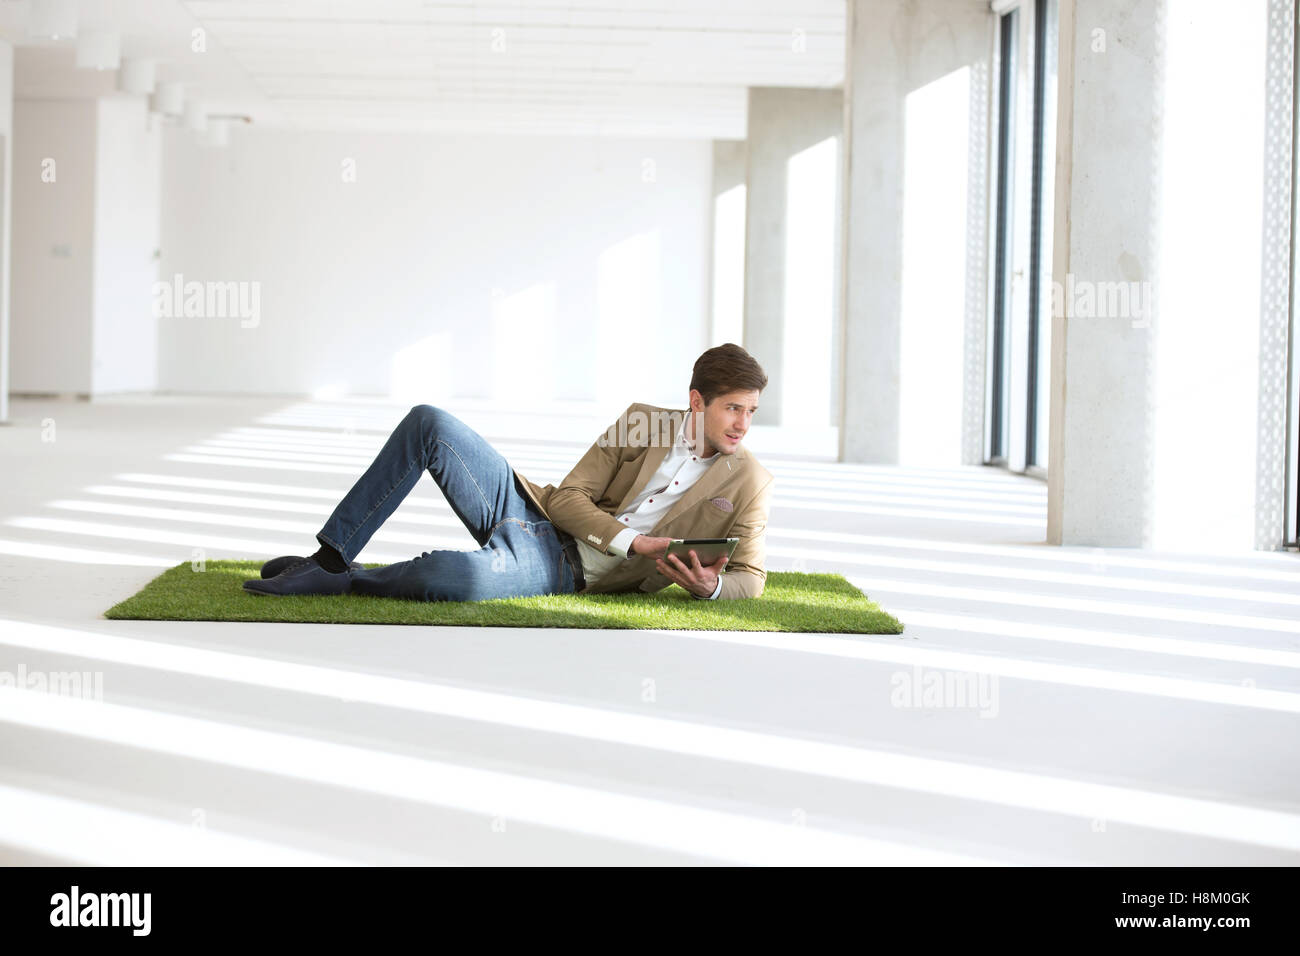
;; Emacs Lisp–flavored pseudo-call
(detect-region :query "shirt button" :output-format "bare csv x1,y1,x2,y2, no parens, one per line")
648,498,653,503
674,481,678,485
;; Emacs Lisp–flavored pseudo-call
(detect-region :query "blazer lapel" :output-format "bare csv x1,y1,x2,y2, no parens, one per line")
616,410,675,514
653,442,746,532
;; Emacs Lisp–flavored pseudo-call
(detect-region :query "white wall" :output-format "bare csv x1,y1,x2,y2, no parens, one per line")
0,41,12,420
91,96,161,394
10,98,96,394
10,98,96,395
158,129,713,408
10,96,161,397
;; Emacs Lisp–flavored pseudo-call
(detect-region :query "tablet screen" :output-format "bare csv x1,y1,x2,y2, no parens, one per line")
662,537,739,565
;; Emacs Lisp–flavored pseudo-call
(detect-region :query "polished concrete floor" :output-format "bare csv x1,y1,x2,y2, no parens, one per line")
0,394,1297,865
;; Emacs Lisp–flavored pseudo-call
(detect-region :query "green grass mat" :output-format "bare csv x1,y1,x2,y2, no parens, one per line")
104,561,904,634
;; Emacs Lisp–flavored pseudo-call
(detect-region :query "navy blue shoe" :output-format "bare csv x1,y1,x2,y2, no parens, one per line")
260,554,362,579
244,559,352,597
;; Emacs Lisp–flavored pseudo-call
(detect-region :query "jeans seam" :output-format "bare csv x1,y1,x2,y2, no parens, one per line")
317,530,344,554
438,437,495,535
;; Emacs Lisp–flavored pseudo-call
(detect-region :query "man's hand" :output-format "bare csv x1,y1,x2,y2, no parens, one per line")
655,549,728,598
628,535,673,559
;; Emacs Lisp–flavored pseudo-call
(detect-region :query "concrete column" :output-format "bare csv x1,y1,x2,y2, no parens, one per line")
839,0,992,463
743,87,841,427
712,139,745,196
1046,0,1162,546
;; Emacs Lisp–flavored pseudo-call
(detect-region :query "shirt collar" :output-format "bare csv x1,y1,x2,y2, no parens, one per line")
678,412,717,460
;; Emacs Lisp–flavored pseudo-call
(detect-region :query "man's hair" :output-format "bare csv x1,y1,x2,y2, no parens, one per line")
689,343,768,406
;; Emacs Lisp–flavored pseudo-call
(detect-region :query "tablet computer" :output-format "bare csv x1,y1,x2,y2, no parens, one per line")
663,537,739,565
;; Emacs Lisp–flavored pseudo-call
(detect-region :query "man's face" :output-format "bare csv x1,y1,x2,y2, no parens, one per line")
689,388,760,458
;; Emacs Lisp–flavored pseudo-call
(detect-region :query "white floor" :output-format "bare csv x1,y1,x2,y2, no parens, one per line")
0,394,1297,865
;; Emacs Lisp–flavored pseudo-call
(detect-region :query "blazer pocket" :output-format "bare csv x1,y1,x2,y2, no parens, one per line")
708,496,734,513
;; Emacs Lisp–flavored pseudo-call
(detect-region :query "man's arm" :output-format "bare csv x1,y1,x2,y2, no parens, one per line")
716,476,774,600
546,403,640,555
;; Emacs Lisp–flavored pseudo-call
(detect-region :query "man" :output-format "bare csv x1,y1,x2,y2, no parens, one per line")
244,343,774,602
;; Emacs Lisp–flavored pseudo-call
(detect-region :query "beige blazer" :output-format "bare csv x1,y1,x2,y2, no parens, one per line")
512,402,775,600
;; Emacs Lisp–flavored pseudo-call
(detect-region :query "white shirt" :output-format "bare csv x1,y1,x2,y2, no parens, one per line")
576,412,725,600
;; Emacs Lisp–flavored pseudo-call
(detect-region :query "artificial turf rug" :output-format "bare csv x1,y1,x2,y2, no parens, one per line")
104,561,904,634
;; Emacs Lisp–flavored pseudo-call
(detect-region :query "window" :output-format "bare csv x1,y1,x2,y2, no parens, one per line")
987,0,1058,474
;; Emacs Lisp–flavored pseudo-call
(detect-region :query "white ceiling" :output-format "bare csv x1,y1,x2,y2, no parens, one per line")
1,0,847,138
2,0,275,120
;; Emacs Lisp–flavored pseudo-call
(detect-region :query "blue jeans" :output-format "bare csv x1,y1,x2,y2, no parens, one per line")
317,404,578,602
